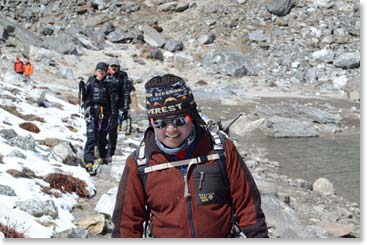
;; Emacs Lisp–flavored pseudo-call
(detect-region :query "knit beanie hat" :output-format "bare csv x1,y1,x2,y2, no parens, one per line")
95,62,108,71
145,74,197,119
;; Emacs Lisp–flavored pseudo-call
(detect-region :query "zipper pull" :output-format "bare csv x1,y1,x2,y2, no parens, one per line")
199,171,205,190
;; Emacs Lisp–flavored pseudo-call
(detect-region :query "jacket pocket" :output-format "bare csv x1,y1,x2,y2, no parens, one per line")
193,162,230,205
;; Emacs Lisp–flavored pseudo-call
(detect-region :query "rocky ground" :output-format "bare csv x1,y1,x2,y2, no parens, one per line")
0,0,360,239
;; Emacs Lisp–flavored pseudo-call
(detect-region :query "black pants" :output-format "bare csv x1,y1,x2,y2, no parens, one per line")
107,117,118,157
84,116,110,164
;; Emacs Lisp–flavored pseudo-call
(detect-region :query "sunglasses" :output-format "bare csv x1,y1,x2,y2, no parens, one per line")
151,115,191,129
96,69,106,73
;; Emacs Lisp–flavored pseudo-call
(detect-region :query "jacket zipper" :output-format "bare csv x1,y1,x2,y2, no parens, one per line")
186,196,196,237
182,165,196,237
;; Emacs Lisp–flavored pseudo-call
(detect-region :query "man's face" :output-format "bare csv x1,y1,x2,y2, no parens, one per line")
95,69,106,80
109,65,119,74
152,115,192,148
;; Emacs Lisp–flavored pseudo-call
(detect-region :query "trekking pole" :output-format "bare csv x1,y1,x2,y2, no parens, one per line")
223,113,244,135
78,77,85,116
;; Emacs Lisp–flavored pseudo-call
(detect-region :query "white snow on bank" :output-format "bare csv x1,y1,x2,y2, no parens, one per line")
0,73,100,237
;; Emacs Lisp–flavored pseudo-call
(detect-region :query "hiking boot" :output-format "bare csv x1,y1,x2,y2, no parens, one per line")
95,158,105,165
105,155,113,164
84,162,94,174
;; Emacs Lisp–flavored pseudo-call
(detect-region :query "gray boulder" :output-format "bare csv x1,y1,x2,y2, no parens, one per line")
158,2,177,12
311,49,335,63
58,67,75,80
9,134,36,151
44,33,78,55
39,26,54,36
100,22,115,36
261,193,313,238
95,187,118,218
53,227,89,238
106,29,135,43
50,142,79,166
0,25,8,40
0,15,44,47
15,199,58,218
334,52,360,69
0,129,18,140
175,2,189,12
263,116,319,138
313,178,335,195
266,0,295,17
202,50,257,77
7,150,26,159
163,39,183,52
141,24,166,48
198,34,216,45
248,30,270,43
0,184,16,196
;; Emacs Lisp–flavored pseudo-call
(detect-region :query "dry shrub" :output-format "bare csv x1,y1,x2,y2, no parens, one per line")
41,187,62,198
19,122,40,133
6,168,38,179
196,80,208,86
67,96,80,105
44,173,89,198
0,223,25,238
0,105,44,122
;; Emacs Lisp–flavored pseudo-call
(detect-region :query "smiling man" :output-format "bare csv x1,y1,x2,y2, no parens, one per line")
112,74,268,238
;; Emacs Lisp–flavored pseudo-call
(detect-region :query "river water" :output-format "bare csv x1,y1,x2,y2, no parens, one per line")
239,131,360,204
198,97,360,205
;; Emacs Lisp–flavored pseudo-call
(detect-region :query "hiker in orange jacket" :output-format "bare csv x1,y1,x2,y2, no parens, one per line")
14,57,24,75
24,60,33,77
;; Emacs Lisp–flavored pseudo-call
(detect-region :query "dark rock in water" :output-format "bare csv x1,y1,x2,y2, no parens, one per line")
266,0,295,17
255,102,341,125
0,129,18,140
263,116,319,138
202,50,256,77
0,184,16,196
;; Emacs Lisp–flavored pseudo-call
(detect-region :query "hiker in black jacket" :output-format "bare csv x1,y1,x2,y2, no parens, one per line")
105,58,131,163
81,62,118,174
